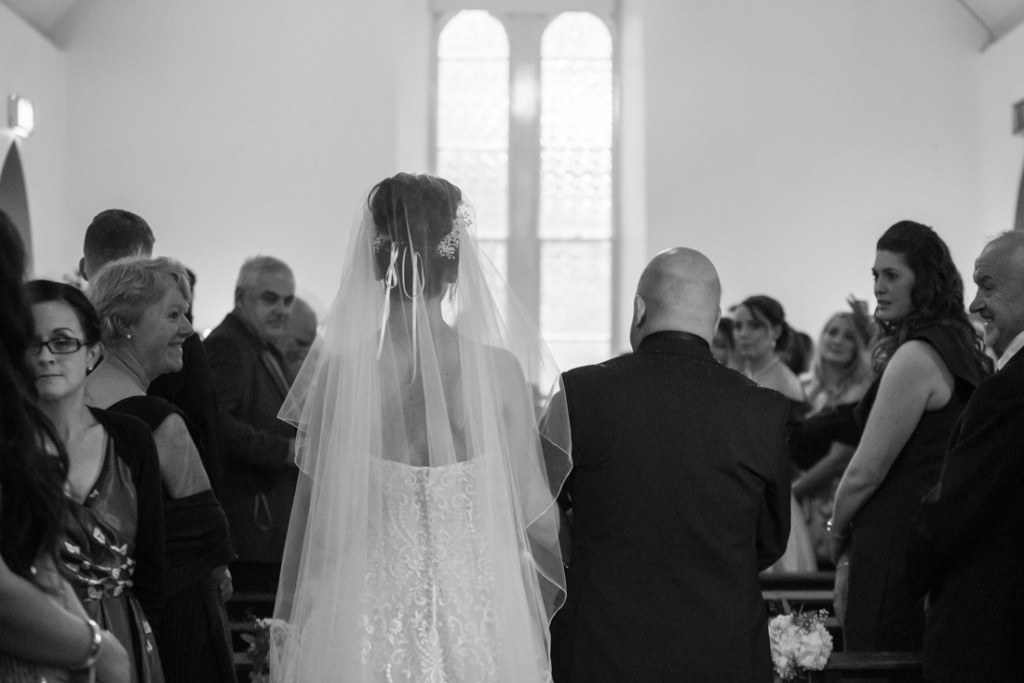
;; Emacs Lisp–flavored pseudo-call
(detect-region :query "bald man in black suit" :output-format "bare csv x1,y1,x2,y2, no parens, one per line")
550,248,791,683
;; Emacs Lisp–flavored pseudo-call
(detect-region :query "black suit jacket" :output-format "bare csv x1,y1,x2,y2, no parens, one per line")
551,331,791,683
204,312,296,565
906,349,1024,683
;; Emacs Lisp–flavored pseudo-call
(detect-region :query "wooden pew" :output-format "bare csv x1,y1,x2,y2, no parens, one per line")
812,652,924,681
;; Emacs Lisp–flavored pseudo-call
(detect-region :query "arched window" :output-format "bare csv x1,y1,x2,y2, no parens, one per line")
437,11,510,279
539,12,613,367
435,9,616,371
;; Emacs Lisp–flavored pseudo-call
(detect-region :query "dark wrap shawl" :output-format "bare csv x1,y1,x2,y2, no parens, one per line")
107,395,236,593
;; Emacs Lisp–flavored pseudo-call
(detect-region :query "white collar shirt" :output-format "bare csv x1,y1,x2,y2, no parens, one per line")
996,329,1024,371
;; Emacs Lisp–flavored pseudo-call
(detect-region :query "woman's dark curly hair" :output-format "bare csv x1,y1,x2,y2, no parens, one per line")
872,220,990,374
369,173,463,299
0,211,70,589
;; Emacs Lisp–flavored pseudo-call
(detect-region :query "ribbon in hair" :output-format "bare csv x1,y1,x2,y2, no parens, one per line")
402,206,425,378
377,242,400,359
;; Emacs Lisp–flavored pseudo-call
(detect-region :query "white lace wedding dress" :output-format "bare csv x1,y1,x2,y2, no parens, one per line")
268,177,570,683
360,458,502,683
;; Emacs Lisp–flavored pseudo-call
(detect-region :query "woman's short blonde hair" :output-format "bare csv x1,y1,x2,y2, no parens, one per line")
89,256,192,343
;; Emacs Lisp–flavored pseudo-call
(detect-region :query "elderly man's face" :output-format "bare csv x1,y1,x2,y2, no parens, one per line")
969,238,1024,358
237,271,296,342
279,303,317,379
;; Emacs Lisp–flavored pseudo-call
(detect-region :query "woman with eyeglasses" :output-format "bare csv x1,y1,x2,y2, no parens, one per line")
25,279,167,683
1,213,131,683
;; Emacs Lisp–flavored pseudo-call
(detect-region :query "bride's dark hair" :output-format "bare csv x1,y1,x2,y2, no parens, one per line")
369,173,463,298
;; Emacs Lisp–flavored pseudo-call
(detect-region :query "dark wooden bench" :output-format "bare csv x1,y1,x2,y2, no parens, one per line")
811,651,924,681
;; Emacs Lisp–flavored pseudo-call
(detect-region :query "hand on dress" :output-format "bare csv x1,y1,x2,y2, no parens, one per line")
212,565,233,603
94,628,131,683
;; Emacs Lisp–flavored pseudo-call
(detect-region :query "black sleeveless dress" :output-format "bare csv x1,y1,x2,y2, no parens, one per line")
109,395,238,683
844,325,987,652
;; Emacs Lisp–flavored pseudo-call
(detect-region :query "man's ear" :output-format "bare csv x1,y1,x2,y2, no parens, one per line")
632,294,646,329
234,287,244,306
79,257,88,282
714,307,722,331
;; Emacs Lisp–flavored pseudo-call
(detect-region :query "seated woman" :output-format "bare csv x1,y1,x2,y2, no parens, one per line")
86,257,237,683
26,280,166,683
733,295,814,573
830,221,990,651
791,309,875,567
0,213,130,683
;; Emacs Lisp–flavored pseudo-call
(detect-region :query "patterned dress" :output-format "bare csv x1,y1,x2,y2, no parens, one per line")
61,429,165,683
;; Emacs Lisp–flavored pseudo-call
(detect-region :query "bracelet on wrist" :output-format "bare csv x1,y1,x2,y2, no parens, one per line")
75,617,103,670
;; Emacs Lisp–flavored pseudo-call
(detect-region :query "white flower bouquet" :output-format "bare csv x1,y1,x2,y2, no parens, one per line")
241,614,288,683
768,607,833,681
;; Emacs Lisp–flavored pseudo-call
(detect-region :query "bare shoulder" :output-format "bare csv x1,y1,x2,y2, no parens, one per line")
887,340,950,381
153,412,197,452
764,362,806,402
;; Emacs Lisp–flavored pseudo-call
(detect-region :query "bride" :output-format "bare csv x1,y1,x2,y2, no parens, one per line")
269,173,572,682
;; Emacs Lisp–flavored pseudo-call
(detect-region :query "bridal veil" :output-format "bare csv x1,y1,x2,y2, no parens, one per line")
269,174,572,682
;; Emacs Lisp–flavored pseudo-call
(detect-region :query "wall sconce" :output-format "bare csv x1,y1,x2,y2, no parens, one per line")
8,94,34,139
1015,99,1024,137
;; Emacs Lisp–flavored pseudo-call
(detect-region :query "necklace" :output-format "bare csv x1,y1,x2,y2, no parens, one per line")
747,356,780,382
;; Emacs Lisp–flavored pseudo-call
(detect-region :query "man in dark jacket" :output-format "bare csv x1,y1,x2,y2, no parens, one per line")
551,247,791,683
906,231,1024,683
205,255,297,594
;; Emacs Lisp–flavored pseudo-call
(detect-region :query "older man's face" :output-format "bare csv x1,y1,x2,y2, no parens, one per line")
237,271,295,342
969,238,1024,358
279,303,317,379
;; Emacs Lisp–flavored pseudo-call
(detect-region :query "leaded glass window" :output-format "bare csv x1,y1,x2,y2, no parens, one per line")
539,12,613,369
436,10,509,281
436,9,615,371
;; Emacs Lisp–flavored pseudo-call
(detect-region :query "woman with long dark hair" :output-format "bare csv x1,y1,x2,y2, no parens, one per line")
26,279,166,682
733,295,815,572
830,221,991,652
733,295,806,405
0,210,130,682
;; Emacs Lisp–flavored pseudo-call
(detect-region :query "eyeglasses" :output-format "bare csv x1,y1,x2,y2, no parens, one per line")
27,338,86,356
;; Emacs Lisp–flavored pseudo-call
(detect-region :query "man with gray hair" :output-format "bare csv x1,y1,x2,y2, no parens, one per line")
205,255,298,594
907,230,1024,682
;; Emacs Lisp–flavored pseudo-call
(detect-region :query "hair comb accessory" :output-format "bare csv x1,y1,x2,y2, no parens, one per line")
436,205,472,258
372,232,390,253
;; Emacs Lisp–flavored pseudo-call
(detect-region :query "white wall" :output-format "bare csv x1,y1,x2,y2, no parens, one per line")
57,0,430,329
23,0,1015,347
978,20,1024,240
626,0,988,340
0,2,68,279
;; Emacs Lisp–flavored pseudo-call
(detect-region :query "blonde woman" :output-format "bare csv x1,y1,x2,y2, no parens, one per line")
791,309,874,566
